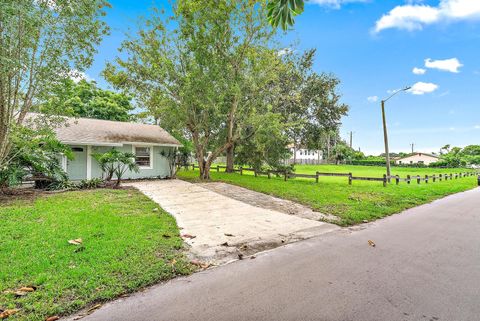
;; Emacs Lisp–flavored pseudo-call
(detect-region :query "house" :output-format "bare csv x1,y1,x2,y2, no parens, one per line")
30,114,181,180
287,146,324,165
394,152,439,166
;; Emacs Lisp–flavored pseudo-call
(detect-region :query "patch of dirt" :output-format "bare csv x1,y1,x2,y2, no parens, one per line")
199,182,340,222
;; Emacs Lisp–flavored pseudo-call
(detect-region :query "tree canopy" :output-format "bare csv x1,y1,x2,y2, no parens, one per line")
37,79,135,121
0,0,110,168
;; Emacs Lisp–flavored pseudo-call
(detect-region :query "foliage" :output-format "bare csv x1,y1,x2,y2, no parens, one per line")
92,149,139,186
267,0,304,30
0,189,193,320
273,49,349,162
77,178,104,189
0,0,109,169
36,79,135,121
104,1,281,180
178,164,477,226
160,149,180,179
235,113,291,170
434,145,480,167
0,125,72,190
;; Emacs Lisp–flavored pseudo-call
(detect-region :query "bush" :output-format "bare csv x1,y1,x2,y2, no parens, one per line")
77,178,104,189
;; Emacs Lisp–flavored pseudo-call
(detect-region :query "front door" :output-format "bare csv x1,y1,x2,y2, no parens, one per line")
67,146,87,180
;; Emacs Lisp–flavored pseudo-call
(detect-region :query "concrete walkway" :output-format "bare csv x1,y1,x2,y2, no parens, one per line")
126,180,338,264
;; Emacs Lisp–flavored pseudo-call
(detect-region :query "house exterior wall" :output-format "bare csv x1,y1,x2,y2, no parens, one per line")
66,144,175,181
395,154,439,165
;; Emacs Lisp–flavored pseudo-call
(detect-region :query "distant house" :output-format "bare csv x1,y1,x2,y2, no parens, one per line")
29,114,181,180
394,153,439,166
287,146,323,165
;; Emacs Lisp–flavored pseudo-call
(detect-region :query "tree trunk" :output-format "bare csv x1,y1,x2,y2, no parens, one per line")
226,144,234,173
293,144,297,165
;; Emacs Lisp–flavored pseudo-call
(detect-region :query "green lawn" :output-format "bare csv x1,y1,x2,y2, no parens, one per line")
0,189,193,321
178,165,478,226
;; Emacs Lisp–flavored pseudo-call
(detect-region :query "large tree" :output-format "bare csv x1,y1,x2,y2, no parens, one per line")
0,0,109,168
36,79,134,121
104,0,278,179
273,49,349,164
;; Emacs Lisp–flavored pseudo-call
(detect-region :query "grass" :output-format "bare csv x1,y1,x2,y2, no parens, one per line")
178,165,478,226
0,189,193,321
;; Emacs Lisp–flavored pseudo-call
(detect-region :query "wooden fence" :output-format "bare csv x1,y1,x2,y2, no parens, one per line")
185,164,479,188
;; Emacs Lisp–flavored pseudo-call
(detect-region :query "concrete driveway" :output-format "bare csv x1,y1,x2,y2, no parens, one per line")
126,180,338,263
68,187,480,321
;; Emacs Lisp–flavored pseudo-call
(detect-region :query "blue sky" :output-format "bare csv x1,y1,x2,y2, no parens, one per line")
85,0,480,155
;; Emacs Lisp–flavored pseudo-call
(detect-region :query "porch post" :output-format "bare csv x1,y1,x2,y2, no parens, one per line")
87,145,92,180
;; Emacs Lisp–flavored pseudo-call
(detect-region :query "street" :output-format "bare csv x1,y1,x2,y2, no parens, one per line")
68,187,480,321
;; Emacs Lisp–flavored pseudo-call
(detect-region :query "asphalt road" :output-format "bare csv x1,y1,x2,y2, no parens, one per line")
69,188,480,321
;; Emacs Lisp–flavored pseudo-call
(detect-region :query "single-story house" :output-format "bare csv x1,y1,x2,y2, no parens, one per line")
30,114,181,180
287,145,323,165
394,153,439,166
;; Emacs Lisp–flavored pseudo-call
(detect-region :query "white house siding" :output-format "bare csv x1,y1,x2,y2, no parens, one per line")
395,154,439,166
288,148,323,165
69,144,175,181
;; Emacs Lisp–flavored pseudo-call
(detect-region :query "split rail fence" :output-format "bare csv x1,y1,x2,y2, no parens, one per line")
186,164,480,188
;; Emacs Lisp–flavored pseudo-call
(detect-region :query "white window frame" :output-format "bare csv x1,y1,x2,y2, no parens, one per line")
132,145,154,170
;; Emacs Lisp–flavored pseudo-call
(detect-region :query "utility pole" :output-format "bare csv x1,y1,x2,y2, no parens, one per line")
349,131,353,148
381,100,391,178
381,86,411,181
410,143,414,154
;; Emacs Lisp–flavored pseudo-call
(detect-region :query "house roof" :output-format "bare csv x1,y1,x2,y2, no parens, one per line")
27,113,181,147
396,152,439,161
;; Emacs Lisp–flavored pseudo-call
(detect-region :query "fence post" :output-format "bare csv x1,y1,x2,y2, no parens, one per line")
395,175,400,185
348,173,352,185
433,175,436,183
315,173,319,183
425,175,429,184
439,174,442,181
407,175,411,184
284,171,287,181
217,165,220,172
383,174,387,187
417,176,421,184
254,170,257,177
478,175,480,186
192,164,195,171
240,167,243,175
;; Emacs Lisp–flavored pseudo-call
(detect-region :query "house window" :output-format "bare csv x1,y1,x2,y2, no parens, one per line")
72,147,84,152
134,146,152,168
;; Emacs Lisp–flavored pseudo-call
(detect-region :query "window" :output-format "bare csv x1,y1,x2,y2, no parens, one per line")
134,146,152,168
72,147,84,152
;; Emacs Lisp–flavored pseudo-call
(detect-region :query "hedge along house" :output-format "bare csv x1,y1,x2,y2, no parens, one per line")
41,115,181,180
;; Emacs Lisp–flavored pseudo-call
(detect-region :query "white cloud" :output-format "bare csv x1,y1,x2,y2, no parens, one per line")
309,0,367,9
277,48,293,56
367,95,378,102
425,58,463,73
412,67,426,75
408,82,439,95
374,0,480,33
68,70,93,83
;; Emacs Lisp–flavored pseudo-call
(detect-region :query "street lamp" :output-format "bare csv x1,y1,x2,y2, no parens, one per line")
381,86,411,180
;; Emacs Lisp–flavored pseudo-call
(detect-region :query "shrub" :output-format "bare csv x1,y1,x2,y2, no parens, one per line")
93,149,139,186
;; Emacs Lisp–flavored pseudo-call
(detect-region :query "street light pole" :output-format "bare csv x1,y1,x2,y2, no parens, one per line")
381,86,411,181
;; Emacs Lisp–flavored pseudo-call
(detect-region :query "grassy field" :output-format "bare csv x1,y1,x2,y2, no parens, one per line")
178,165,478,226
0,189,193,321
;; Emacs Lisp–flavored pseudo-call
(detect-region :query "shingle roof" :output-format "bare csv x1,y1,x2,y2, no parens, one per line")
27,113,181,146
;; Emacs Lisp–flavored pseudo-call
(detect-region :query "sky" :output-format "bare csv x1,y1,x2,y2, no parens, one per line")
84,0,480,155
